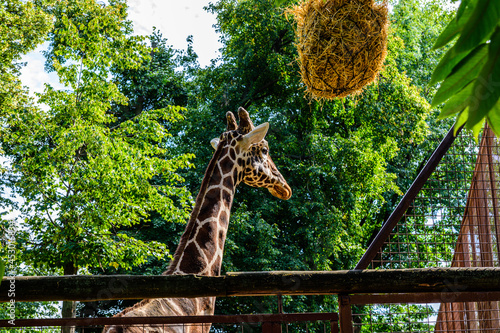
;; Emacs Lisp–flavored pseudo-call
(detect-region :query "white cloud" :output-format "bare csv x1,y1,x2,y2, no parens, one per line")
127,0,221,67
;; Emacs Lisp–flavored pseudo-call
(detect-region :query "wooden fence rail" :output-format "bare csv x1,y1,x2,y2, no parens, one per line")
2,267,500,302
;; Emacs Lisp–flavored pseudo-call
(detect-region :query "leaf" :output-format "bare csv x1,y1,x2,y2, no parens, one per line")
486,100,500,136
467,28,500,129
431,43,488,106
432,0,475,50
454,107,469,135
429,44,468,85
471,117,485,138
109,262,119,269
454,0,500,54
456,0,472,19
438,81,474,119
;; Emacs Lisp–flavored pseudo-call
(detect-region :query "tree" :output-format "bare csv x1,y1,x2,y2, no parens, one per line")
78,30,202,319
0,0,52,322
0,0,52,116
0,0,193,325
388,0,454,96
0,0,52,206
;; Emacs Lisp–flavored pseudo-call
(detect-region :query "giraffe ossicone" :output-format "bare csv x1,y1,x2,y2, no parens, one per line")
103,107,291,333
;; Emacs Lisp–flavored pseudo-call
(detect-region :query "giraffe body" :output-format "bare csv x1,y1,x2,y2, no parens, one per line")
103,108,291,333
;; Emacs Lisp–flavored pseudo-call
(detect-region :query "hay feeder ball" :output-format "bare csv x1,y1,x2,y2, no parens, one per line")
289,0,388,99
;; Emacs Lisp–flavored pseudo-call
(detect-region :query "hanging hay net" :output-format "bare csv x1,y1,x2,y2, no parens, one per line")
288,0,388,99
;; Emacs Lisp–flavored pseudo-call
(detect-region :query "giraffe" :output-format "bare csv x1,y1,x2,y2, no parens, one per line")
103,107,292,333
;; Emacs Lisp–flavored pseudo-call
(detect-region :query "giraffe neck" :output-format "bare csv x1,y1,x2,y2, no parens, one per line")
166,140,238,276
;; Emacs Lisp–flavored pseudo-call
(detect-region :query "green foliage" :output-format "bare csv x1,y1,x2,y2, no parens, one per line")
0,0,52,120
0,0,193,275
358,304,435,333
0,259,4,284
431,0,500,136
77,29,201,319
388,0,454,96
0,301,60,322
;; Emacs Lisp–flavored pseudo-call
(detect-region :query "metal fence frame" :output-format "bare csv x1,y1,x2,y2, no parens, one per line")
0,312,339,332
338,291,500,333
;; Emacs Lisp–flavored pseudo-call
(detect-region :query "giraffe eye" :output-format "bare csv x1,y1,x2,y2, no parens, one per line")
262,147,269,155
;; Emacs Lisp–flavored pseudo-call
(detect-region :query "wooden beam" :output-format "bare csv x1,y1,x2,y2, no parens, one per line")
2,267,500,302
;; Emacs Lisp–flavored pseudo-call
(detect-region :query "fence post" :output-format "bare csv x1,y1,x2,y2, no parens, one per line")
339,294,353,333
331,319,340,333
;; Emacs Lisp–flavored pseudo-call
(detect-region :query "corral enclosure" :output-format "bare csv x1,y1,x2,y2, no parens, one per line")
2,124,500,333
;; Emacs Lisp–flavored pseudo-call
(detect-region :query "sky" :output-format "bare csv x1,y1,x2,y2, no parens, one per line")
20,0,222,95
127,0,221,65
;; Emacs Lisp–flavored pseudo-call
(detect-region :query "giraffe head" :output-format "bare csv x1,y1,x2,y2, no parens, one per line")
210,107,292,200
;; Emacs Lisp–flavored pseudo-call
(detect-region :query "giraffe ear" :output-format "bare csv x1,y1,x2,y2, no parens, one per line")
241,122,269,149
210,138,220,150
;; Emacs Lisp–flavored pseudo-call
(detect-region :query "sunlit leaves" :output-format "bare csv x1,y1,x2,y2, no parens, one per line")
0,0,52,66
0,0,193,274
431,0,500,136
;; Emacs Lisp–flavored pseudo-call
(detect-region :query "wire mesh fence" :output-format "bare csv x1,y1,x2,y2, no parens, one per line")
371,129,482,269
357,125,500,332
352,303,437,333
371,126,500,270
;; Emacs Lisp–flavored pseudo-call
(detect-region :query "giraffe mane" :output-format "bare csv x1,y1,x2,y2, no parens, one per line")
165,134,227,274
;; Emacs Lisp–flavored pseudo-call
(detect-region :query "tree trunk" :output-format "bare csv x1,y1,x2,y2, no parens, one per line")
61,262,78,333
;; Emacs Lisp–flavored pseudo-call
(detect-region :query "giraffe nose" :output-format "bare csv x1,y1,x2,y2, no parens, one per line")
269,182,292,200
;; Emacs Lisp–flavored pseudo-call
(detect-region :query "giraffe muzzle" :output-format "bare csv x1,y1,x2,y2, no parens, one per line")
269,183,292,200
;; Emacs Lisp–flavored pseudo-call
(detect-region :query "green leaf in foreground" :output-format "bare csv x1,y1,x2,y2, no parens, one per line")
467,28,500,129
432,0,475,50
429,44,469,86
438,81,474,119
487,100,500,136
431,43,487,106
454,0,500,54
